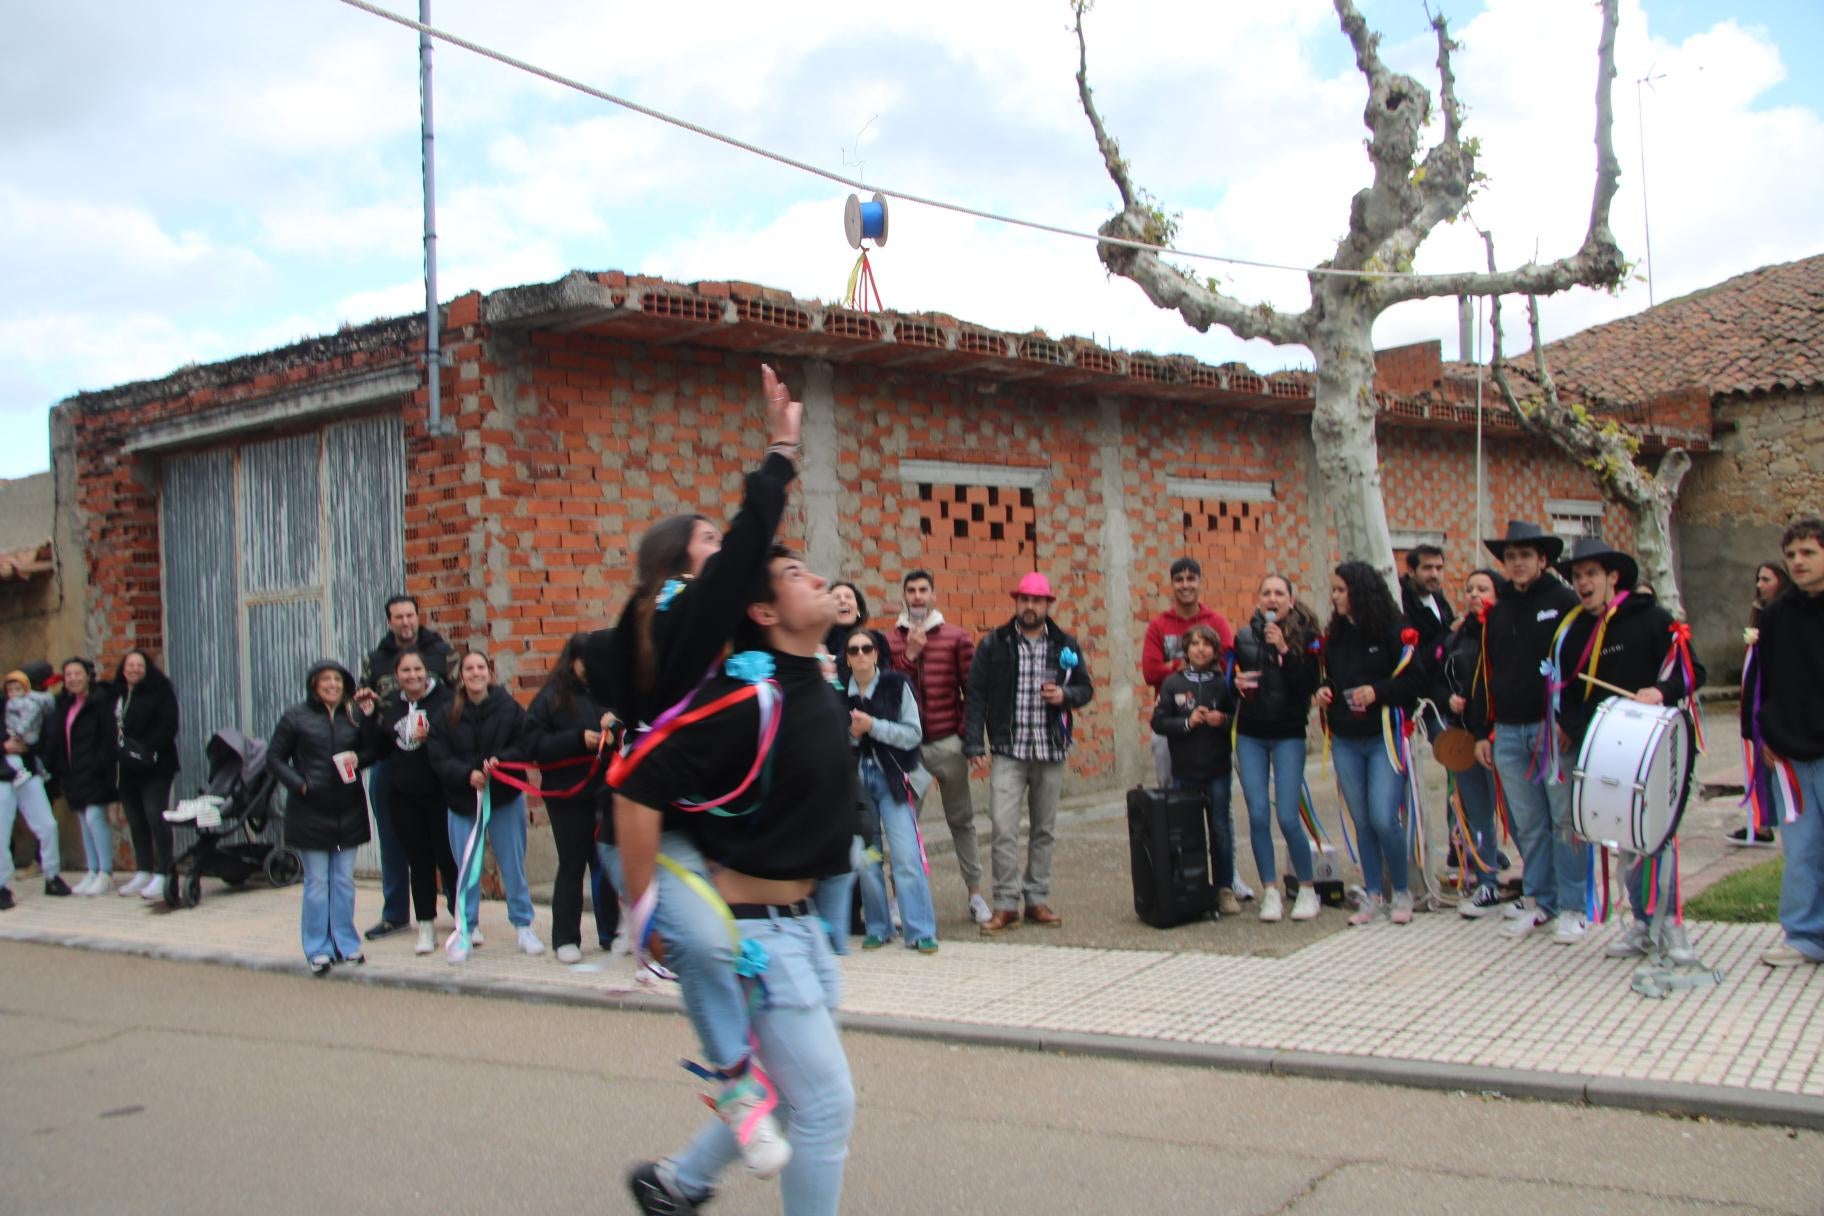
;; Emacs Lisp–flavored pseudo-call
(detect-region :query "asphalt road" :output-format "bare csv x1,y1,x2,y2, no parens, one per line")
4,941,1818,1215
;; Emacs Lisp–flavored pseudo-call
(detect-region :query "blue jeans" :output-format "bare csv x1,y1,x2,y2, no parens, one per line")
1776,757,1824,961
672,910,854,1216
299,848,361,962
1453,764,1500,889
366,760,410,924
1171,776,1236,900
1235,734,1314,884
857,762,937,944
604,832,753,1069
447,795,535,930
1493,722,1585,917
1331,734,1407,897
811,841,858,957
78,803,114,875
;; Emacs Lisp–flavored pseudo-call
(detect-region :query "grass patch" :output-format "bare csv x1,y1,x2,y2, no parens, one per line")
1685,857,1783,923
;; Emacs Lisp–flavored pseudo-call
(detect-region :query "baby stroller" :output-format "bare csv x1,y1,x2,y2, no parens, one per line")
161,728,302,909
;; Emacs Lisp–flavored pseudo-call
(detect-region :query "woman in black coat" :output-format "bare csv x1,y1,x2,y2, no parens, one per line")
266,660,383,974
111,649,180,903
38,658,118,895
527,633,618,963
359,646,458,956
427,651,541,962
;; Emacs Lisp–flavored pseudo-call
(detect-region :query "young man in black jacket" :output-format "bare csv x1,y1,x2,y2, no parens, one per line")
359,593,459,941
1400,543,1455,735
1550,539,1704,959
1750,517,1824,968
962,573,1095,933
1475,522,1586,943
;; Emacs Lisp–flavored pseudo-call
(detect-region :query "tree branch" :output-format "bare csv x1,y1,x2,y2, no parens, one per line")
1072,3,1310,348
1432,8,1463,149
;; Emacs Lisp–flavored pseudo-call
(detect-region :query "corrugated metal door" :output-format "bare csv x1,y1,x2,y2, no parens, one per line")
158,414,405,872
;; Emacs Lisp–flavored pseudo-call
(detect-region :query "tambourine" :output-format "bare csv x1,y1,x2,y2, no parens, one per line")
1432,727,1480,773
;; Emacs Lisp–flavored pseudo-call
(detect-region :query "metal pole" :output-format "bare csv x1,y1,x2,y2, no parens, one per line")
1475,295,1486,544
420,0,444,434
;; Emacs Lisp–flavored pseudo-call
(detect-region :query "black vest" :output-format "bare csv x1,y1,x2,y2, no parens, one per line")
849,671,923,781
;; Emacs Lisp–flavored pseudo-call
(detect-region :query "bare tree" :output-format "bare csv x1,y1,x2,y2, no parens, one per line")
1482,261,1692,617
1073,0,1626,584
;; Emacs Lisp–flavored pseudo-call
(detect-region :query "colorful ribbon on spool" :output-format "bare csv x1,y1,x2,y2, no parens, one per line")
842,192,889,312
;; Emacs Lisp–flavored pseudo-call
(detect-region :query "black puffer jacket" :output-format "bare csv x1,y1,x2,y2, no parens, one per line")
527,675,612,813
266,661,378,852
114,668,181,783
428,684,532,812
362,678,455,803
39,684,119,808
1233,612,1320,740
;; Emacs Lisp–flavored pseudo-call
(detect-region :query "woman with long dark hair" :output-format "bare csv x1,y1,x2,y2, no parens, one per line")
528,632,618,963
111,648,180,903
1231,574,1324,923
1736,561,1794,845
1440,569,1509,915
38,658,117,895
1321,561,1426,927
428,651,542,962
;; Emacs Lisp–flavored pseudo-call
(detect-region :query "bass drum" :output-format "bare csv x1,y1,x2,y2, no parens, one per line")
1570,700,1695,854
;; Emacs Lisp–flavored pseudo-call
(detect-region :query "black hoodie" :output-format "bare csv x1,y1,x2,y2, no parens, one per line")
362,626,458,697
1554,593,1704,747
1751,587,1824,761
361,677,455,803
267,661,381,852
1481,574,1580,734
1321,617,1425,740
427,684,533,812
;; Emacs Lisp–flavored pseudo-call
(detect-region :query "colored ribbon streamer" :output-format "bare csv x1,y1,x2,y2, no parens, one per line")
452,785,494,952
487,742,608,801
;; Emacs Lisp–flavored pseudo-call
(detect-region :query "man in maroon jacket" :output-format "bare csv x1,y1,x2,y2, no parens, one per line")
887,569,988,925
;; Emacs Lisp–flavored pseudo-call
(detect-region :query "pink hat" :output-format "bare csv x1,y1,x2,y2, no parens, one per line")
1012,572,1056,600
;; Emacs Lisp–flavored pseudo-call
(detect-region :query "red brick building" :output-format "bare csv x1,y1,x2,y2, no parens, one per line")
54,270,1631,797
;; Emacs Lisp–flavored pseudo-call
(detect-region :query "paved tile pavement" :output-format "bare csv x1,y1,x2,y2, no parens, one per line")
4,866,1819,1120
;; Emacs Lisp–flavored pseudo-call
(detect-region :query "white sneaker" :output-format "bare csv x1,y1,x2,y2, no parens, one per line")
1501,897,1533,920
470,926,484,947
1232,876,1256,902
1290,886,1321,921
717,1070,792,1179
1604,922,1649,959
555,943,583,964
139,875,165,902
72,872,98,896
1552,913,1589,945
415,923,436,955
517,926,546,956
1258,887,1284,923
610,929,631,956
968,893,993,926
1503,906,1549,939
445,931,470,963
118,871,151,897
91,873,115,895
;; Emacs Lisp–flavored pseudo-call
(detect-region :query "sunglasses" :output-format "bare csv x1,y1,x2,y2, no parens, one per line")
845,643,876,656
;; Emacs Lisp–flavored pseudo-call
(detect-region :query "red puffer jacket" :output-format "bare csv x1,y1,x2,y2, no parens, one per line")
887,622,975,743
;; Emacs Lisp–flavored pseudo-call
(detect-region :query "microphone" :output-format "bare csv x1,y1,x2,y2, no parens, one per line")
1261,609,1282,665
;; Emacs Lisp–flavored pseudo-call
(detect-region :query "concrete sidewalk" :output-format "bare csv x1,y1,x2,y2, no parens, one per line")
4,859,1819,1131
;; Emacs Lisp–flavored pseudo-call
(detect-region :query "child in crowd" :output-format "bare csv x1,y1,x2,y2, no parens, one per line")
4,669,56,788
1149,624,1237,916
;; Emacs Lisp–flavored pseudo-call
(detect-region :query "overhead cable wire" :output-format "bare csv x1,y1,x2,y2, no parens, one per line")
333,0,1466,282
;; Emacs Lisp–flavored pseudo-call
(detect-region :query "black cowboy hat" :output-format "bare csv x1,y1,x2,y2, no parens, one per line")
1554,536,1639,590
1482,520,1565,564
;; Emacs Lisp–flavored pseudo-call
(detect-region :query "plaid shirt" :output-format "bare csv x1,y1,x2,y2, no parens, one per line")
1009,630,1065,763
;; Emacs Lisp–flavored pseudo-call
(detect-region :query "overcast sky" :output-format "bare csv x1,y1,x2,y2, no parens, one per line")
3,0,1820,479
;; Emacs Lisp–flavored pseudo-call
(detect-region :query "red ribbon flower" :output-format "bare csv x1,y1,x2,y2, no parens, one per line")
1400,627,1419,647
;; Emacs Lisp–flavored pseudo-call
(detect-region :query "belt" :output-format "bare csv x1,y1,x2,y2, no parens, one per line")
727,899,814,920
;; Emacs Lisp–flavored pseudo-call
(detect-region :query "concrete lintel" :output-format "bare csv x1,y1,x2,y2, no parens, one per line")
484,270,618,328
1166,476,1275,503
1389,529,1447,550
1544,497,1604,517
123,367,418,455
898,459,1048,489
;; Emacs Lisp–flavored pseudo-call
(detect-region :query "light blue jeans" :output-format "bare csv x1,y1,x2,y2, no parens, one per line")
1331,734,1407,897
1776,757,1824,961
299,847,361,962
810,842,858,957
447,794,535,930
1453,764,1500,890
76,803,113,875
672,910,854,1216
1493,722,1585,918
0,773,60,889
604,832,753,1069
856,761,937,944
1235,734,1314,884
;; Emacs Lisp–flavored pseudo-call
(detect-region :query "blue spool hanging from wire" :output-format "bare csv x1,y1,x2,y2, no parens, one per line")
843,192,889,312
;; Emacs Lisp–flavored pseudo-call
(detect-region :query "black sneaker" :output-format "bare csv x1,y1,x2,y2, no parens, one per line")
0,886,14,911
627,1162,710,1214
337,953,367,966
44,875,72,897
1727,826,1776,846
364,919,404,941
1458,884,1506,919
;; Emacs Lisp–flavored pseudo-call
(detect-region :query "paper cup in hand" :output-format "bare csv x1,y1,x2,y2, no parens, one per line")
333,751,359,784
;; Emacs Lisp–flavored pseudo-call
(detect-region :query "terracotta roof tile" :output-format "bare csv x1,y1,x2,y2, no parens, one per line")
0,540,53,585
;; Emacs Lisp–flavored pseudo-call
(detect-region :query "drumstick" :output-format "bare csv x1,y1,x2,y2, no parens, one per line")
1576,672,1638,699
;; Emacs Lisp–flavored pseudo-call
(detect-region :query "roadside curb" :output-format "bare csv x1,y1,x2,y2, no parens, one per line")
9,924,1821,1133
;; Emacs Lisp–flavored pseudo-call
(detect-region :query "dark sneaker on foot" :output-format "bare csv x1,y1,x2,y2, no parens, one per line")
363,919,404,941
1458,885,1506,919
628,1161,711,1214
44,875,72,897
0,886,14,911
861,934,889,950
1727,825,1776,847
